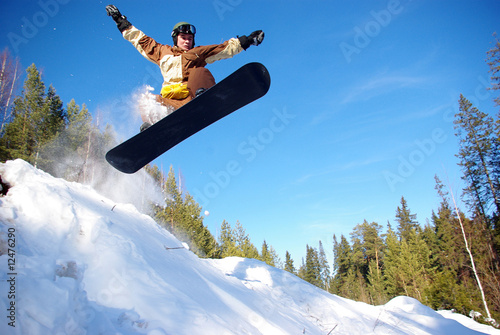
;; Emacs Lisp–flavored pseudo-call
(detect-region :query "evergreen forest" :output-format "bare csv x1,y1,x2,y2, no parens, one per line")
0,35,499,326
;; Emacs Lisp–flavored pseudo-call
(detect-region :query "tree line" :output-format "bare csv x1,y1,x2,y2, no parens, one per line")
0,34,499,326
282,35,500,326
0,50,115,183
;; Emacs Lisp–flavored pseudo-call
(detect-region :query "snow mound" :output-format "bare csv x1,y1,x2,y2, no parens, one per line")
0,159,498,334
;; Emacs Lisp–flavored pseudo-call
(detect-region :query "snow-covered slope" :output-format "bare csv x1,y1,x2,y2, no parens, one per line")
0,159,498,335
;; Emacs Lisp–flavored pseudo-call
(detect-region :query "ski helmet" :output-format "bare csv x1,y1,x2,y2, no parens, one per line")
171,22,196,47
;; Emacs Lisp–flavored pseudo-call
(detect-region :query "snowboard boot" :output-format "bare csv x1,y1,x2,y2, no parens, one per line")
140,122,152,132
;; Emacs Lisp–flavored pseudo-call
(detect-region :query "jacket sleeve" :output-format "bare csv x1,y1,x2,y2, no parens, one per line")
122,26,171,65
201,38,244,64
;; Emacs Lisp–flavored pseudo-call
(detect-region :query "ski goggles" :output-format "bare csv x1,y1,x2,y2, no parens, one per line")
174,24,196,35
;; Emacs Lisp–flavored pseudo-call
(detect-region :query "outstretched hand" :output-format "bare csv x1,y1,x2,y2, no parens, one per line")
238,30,265,50
105,4,132,32
249,30,265,47
106,5,122,21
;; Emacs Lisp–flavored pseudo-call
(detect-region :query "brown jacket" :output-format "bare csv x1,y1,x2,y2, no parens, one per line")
122,26,244,88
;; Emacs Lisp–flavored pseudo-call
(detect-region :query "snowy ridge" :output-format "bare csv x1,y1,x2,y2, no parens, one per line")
0,159,498,335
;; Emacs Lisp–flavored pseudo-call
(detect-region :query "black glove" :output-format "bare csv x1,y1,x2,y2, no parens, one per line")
238,30,264,50
106,5,132,33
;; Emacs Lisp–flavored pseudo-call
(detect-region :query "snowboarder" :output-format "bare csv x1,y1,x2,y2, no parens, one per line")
105,5,265,131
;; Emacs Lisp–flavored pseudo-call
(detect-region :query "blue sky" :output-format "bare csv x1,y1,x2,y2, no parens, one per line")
1,0,499,265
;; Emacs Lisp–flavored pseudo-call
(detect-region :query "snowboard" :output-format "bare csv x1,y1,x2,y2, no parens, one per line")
106,62,271,174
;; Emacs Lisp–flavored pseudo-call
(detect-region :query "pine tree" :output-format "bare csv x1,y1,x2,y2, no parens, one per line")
383,224,402,297
297,258,306,280
318,240,330,290
269,245,282,268
427,183,482,313
260,240,281,267
232,221,259,258
2,64,49,162
395,196,420,242
217,220,260,259
180,192,218,257
33,84,67,168
384,221,433,304
455,94,499,218
366,258,387,305
44,85,65,135
162,166,184,231
303,245,321,287
219,220,236,257
404,230,433,304
350,220,384,279
350,228,365,277
65,99,91,150
348,221,385,304
284,251,296,274
430,269,471,312
331,234,352,294
432,176,467,273
261,240,271,265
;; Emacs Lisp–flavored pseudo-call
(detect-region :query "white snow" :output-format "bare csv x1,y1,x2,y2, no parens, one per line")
0,159,498,335
136,85,174,125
